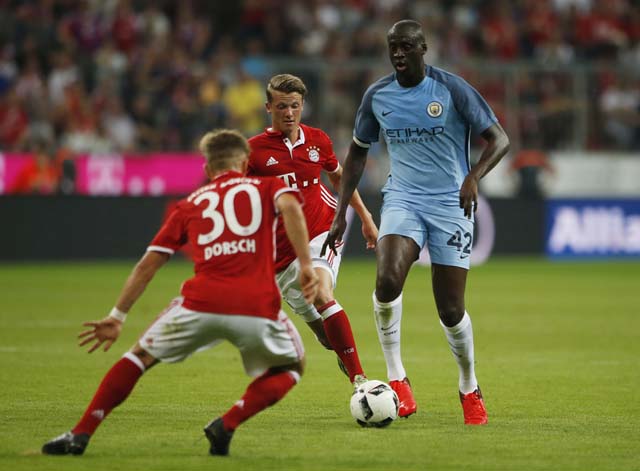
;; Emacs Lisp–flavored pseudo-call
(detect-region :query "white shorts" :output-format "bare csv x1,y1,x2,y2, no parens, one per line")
139,297,304,377
276,231,343,322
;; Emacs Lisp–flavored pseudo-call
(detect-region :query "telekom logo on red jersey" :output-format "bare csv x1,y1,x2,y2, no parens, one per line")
277,172,319,189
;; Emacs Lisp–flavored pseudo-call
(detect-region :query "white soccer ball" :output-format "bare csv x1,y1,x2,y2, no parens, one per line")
350,380,399,427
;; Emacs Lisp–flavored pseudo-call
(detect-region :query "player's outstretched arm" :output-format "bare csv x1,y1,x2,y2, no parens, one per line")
322,141,370,255
460,122,510,218
78,251,170,353
114,251,170,313
326,165,378,250
277,192,319,303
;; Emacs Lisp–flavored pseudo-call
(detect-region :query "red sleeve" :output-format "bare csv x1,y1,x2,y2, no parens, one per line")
320,130,339,173
148,202,188,254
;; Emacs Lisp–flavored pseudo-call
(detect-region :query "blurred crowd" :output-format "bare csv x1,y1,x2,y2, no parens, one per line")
1,0,639,194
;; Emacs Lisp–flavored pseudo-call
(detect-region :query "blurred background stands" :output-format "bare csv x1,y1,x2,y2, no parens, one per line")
0,0,638,195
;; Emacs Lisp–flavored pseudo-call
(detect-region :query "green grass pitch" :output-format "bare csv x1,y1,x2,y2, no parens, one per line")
0,258,638,470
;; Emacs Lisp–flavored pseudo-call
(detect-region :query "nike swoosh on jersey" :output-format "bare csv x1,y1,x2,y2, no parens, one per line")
382,110,394,116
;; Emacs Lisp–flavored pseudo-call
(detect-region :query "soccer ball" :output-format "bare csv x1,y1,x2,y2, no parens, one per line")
350,380,399,427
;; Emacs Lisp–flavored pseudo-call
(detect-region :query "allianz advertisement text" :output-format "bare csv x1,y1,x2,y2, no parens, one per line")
546,199,640,258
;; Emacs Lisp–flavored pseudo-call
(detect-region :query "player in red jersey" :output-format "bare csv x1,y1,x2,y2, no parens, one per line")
247,74,378,388
42,129,318,457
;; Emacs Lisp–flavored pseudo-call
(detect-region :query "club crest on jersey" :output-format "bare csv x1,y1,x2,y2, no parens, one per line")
427,101,443,118
307,146,320,162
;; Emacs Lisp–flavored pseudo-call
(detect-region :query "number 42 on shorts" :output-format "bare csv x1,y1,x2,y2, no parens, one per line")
447,230,472,259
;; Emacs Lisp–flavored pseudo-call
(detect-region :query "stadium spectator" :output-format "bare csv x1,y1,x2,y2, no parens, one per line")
138,3,171,44
599,73,640,150
521,0,559,58
46,50,79,108
173,2,212,59
222,67,266,137
535,28,575,64
479,0,520,60
41,129,318,456
13,55,46,102
10,138,60,194
129,92,162,151
574,1,630,60
510,135,555,199
0,86,28,150
324,20,510,424
0,43,17,95
110,0,139,54
94,39,129,91
538,74,579,149
100,95,135,152
165,74,202,150
247,74,377,387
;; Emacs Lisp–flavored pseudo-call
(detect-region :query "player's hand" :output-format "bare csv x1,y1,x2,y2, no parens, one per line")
78,317,123,353
321,215,347,256
361,216,378,250
459,174,479,219
299,264,319,304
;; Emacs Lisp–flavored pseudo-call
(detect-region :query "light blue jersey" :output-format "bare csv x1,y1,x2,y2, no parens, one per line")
354,65,497,218
354,65,498,268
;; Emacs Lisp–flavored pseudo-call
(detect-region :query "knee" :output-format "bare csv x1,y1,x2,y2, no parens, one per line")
375,273,403,303
272,356,305,380
292,357,305,377
130,344,159,369
438,304,465,327
313,284,334,308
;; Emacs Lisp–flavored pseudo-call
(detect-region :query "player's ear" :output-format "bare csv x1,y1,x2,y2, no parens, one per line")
265,101,272,114
203,163,214,179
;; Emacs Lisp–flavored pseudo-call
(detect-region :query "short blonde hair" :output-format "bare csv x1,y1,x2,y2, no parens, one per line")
199,129,251,170
266,74,307,102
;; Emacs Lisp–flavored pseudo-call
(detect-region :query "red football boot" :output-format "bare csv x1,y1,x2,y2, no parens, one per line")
389,377,417,417
459,387,488,425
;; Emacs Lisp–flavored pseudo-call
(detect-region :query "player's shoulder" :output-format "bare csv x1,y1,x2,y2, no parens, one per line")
427,65,472,91
364,72,396,98
184,182,217,205
186,176,266,200
248,130,270,147
301,123,331,143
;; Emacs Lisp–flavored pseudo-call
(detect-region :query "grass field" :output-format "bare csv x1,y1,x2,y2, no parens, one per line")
0,257,639,470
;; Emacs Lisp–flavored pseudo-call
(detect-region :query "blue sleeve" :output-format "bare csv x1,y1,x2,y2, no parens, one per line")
353,84,381,144
448,76,497,135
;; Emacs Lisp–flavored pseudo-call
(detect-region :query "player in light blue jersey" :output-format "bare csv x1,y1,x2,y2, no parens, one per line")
323,19,509,425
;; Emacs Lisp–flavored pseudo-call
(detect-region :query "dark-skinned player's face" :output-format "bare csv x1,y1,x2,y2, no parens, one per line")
387,31,426,81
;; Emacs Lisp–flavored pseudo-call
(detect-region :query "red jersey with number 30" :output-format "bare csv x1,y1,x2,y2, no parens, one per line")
148,171,301,319
247,124,338,272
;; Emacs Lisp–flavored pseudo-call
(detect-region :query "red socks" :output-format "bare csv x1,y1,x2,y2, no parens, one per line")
319,301,364,382
72,356,299,436
72,355,144,436
222,370,297,431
